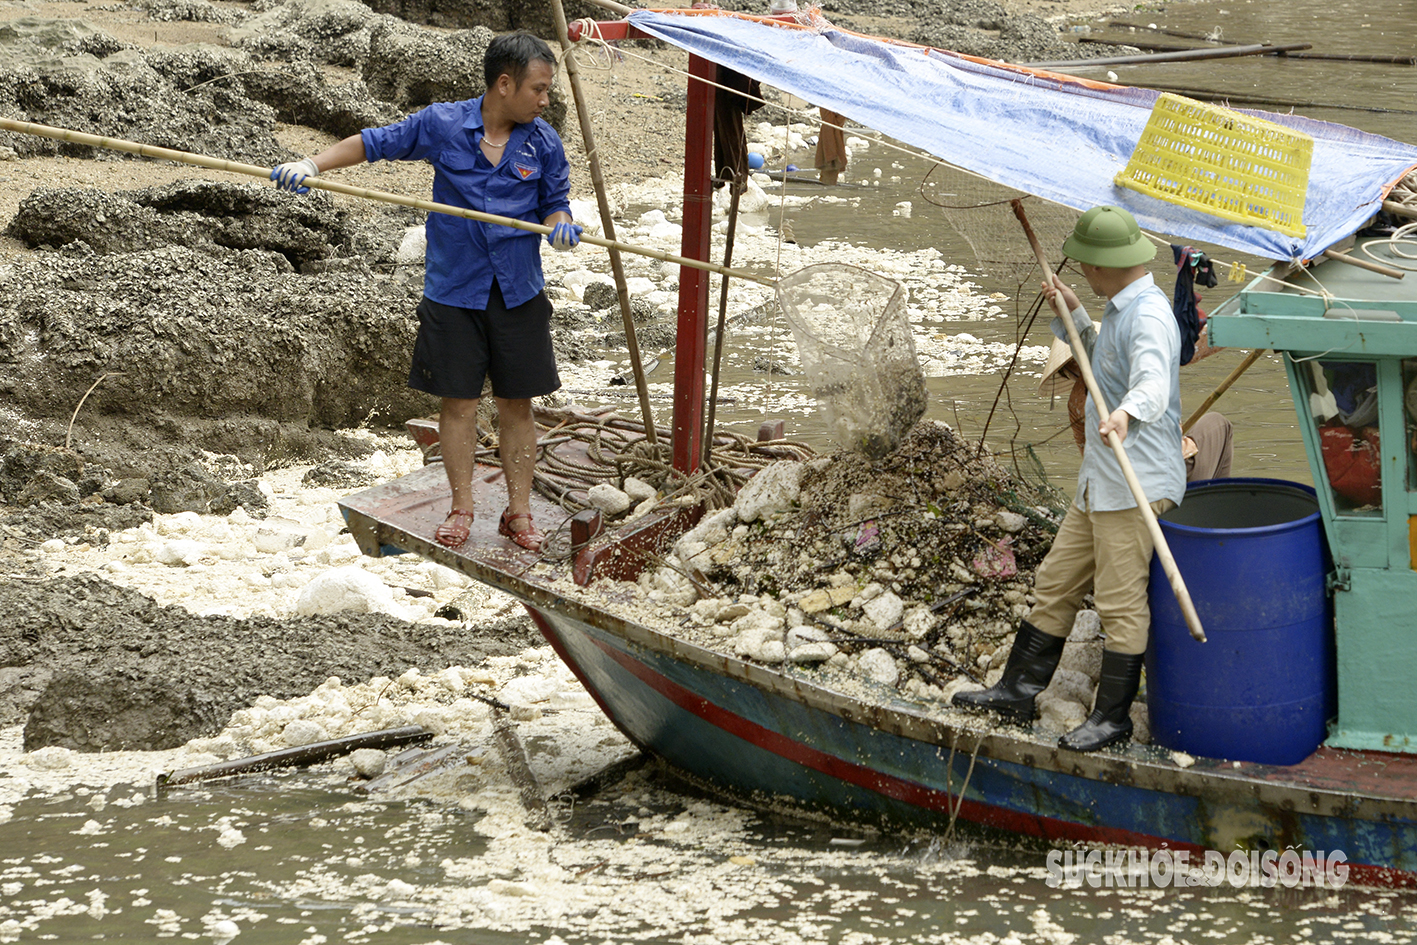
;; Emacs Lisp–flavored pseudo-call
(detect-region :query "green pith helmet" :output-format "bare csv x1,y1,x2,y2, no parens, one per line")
1062,205,1157,268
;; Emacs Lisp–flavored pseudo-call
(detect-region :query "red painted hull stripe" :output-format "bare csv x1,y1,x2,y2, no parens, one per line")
584,630,1168,845
530,607,1416,888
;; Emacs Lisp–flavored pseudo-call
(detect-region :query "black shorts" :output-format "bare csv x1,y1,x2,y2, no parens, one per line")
408,283,561,401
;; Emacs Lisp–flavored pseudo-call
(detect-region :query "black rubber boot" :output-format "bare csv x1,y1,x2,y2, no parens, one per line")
951,620,1066,724
1059,650,1145,752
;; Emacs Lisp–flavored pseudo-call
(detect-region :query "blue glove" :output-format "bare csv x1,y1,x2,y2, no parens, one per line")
271,157,320,194
548,222,583,251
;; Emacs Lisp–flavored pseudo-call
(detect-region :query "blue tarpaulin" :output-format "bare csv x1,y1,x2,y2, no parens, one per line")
626,9,1417,261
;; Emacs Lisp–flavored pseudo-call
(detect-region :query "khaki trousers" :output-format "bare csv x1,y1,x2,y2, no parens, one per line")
1028,498,1176,655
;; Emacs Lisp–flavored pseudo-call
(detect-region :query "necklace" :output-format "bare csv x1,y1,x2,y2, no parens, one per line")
482,135,509,148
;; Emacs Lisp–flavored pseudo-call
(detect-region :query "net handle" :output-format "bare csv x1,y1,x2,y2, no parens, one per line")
1011,199,1207,645
0,117,777,287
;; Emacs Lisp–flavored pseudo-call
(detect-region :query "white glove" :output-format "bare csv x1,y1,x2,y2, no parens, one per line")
271,157,320,194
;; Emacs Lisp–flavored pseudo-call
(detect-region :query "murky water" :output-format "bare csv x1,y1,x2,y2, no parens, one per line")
7,750,1417,944
5,0,1416,940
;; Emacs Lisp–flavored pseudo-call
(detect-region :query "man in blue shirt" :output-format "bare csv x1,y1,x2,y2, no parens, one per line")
954,206,1183,753
271,32,580,552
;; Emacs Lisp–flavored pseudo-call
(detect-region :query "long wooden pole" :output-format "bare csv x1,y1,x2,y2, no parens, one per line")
551,0,657,443
1182,347,1266,433
0,117,776,287
703,174,743,466
580,0,634,14
1011,200,1206,644
1385,199,1417,221
1321,248,1405,280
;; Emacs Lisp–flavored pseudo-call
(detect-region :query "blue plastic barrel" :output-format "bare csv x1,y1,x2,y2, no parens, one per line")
1146,478,1334,766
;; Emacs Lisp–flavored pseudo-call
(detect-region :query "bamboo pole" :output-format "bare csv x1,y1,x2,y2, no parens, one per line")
1321,248,1405,279
552,0,657,443
1182,348,1266,434
703,173,743,466
1384,199,1417,221
1011,200,1206,644
0,117,777,287
581,0,634,14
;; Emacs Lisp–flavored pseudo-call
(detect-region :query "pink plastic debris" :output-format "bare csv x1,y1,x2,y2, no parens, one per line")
971,537,1017,579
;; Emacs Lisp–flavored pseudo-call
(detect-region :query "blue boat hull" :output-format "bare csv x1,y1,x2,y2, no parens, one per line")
527,603,1417,886
334,462,1417,887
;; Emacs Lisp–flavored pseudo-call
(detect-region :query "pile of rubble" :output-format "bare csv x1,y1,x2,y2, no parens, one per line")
630,420,1145,740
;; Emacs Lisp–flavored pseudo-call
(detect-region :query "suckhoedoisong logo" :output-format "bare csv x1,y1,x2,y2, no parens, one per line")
1045,848,1349,889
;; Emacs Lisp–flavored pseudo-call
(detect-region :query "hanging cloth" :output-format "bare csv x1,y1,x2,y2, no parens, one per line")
713,65,764,191
1171,245,1217,365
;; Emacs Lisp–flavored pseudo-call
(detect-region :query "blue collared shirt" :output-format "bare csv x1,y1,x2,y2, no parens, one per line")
1053,273,1185,512
361,96,572,309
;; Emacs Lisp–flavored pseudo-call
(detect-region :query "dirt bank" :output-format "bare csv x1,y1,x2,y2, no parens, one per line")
0,571,538,751
0,0,1144,753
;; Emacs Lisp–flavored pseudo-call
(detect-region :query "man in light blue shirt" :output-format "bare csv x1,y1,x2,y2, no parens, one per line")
955,206,1183,753
271,32,579,553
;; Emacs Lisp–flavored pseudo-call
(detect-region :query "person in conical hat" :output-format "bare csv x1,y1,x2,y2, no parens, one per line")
955,205,1184,753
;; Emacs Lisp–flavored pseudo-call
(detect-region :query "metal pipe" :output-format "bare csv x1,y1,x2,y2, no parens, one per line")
1281,51,1416,64
1077,37,1224,53
1026,41,1312,69
155,725,432,787
1133,82,1417,116
1106,20,1236,43
672,54,718,474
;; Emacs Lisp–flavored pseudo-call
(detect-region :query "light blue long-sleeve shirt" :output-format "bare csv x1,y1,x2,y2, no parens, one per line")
1053,273,1185,512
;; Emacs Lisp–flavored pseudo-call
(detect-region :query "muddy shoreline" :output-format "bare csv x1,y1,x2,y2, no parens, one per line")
0,0,1145,751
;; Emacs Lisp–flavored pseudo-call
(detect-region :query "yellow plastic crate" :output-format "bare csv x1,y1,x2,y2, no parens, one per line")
1115,93,1312,238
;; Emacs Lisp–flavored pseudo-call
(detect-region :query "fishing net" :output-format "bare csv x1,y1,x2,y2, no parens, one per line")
776,263,927,461
1002,442,1069,532
921,162,1078,289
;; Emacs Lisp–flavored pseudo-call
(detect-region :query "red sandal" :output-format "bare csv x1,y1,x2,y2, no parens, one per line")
434,508,475,548
498,508,544,551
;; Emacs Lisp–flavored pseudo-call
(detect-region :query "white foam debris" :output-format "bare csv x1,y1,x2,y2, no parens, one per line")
214,818,246,849
281,718,326,747
349,748,386,778
294,565,411,619
623,476,657,503
156,538,204,567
